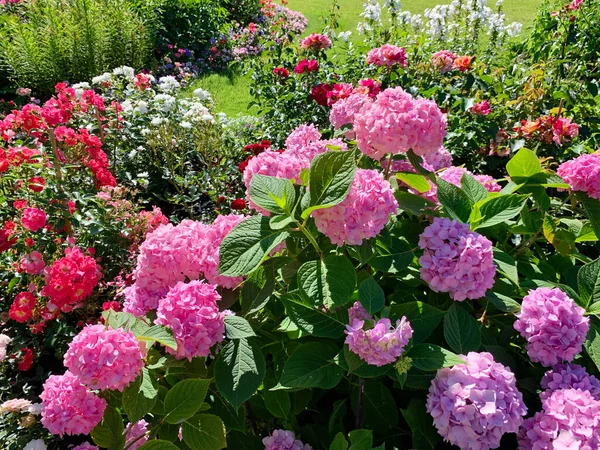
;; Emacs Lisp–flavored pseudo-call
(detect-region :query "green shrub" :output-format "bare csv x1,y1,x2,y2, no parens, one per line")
0,0,151,96
222,0,261,25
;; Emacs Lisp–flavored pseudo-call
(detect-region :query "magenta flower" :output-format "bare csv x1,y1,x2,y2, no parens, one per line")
366,44,408,67
21,207,47,232
540,364,600,401
263,429,312,450
557,152,600,200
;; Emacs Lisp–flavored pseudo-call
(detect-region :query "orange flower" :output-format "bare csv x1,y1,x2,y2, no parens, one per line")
453,55,474,72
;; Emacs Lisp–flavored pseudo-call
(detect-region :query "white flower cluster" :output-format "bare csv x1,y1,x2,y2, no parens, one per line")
357,0,382,34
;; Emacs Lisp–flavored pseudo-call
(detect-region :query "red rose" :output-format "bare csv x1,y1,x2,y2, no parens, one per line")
28,177,45,192
311,83,334,107
17,348,34,372
272,67,290,78
231,198,247,210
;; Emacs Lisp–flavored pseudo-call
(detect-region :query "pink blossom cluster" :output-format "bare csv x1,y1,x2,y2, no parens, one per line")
354,87,447,160
515,116,579,146
124,215,246,316
345,317,413,366
41,247,102,313
439,166,502,193
0,333,11,361
155,280,225,360
312,169,398,246
540,364,600,401
427,352,527,450
72,444,99,450
0,398,31,413
40,371,107,437
470,100,492,116
326,83,354,106
514,288,589,367
263,429,312,450
366,44,408,67
426,146,453,171
125,419,149,449
284,124,347,161
431,50,458,73
418,218,496,301
19,251,45,275
348,301,371,322
518,388,600,450
329,94,373,139
299,33,332,51
21,207,47,232
557,152,600,200
64,324,145,391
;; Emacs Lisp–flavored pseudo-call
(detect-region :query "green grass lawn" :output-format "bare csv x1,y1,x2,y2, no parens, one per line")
191,0,543,116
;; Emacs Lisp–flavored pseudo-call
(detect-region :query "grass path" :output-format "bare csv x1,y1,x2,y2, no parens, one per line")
191,0,543,116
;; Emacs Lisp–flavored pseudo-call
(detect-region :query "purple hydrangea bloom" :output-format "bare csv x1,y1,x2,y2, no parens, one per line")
262,429,312,450
427,352,527,450
514,288,589,367
540,364,600,401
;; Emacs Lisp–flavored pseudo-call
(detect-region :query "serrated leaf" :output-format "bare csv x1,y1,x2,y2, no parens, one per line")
401,400,442,450
281,291,347,338
461,173,489,204
408,344,465,371
240,266,275,315
91,406,125,449
224,315,256,339
164,379,211,424
182,414,227,450
395,190,437,216
506,148,542,178
249,174,296,214
136,325,177,350
138,441,180,450
275,342,343,390
443,304,481,354
371,231,413,274
389,301,445,343
264,390,291,420
493,248,519,286
123,368,158,423
486,291,521,313
358,276,385,315
579,258,600,309
575,193,600,240
297,256,356,308
584,318,600,372
396,172,432,193
436,178,473,222
470,194,527,230
102,310,137,331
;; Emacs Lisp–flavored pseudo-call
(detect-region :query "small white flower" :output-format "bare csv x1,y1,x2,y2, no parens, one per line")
338,31,352,42
158,76,181,93
24,439,47,450
72,82,90,90
27,403,42,416
180,121,193,129
91,73,111,85
136,100,148,114
150,118,163,126
193,88,212,101
128,149,138,159
121,100,133,112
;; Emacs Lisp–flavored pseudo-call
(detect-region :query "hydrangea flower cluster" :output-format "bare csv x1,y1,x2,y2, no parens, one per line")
284,124,347,162
426,352,527,450
41,247,102,313
40,371,107,437
20,207,47,232
72,444,99,450
299,33,332,51
64,324,145,391
418,218,496,301
439,166,502,193
557,152,600,200
426,146,453,171
345,317,413,367
330,94,373,139
518,388,600,450
263,429,312,450
540,364,600,400
366,44,408,67
514,288,589,367
312,169,398,246
348,301,371,323
125,419,149,450
155,281,225,360
354,87,447,160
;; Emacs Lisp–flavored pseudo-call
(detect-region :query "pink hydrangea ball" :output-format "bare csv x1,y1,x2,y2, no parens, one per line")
64,324,145,391
285,124,347,161
348,301,371,322
329,93,373,139
285,124,322,151
312,169,398,246
155,280,224,361
353,87,447,160
426,146,453,171
21,207,47,232
263,429,312,450
557,152,600,200
514,288,589,367
366,44,408,67
439,166,502,193
427,352,527,450
540,364,600,401
418,218,496,301
345,317,413,367
518,388,600,450
125,419,149,450
72,444,99,450
40,371,107,437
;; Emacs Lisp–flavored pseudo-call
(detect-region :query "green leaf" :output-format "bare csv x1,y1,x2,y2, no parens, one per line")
249,174,296,214
358,276,385,315
138,441,180,450
348,430,373,450
122,368,158,423
102,310,137,331
240,266,275,315
395,190,437,216
219,216,290,277
224,315,256,339
389,301,445,343
486,291,521,313
297,256,356,308
303,151,356,218
182,414,227,450
352,380,398,434
443,304,481,354
281,291,348,338
470,194,528,230
408,344,465,371
461,173,489,204
264,389,291,420
579,259,600,309
396,172,432,193
370,231,413,274
215,338,265,409
493,248,519,286
436,178,473,222
227,432,263,450
275,342,343,390
401,400,442,450
584,318,600,372
91,406,125,449
135,325,177,350
164,379,212,424
329,433,349,450
506,148,542,178
576,193,600,240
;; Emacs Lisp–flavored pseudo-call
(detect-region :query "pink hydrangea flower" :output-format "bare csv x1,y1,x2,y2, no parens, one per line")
348,301,371,322
40,372,107,437
345,317,413,366
418,218,496,301
125,419,149,450
540,364,600,401
557,152,600,200
19,251,45,274
299,33,332,51
155,280,225,360
21,207,47,232
243,150,307,215
312,169,398,246
514,288,589,367
329,93,373,139
431,50,458,73
285,124,347,161
64,324,145,391
518,388,600,450
425,146,453,171
72,444,99,450
427,352,527,450
439,166,502,193
263,429,312,450
285,124,322,151
354,87,447,160
366,44,408,67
